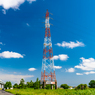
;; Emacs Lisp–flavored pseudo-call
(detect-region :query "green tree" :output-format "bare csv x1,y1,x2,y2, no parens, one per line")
13,83,18,88
75,84,88,90
19,79,25,88
30,80,34,88
89,80,95,88
26,80,34,88
33,78,40,89
26,82,30,88
4,81,12,89
60,84,69,89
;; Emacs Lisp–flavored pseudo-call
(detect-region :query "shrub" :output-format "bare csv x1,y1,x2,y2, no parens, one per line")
75,84,88,90
13,83,18,89
45,84,55,89
60,84,69,89
89,80,95,88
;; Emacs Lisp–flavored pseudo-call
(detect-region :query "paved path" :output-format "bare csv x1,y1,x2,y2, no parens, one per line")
0,90,14,95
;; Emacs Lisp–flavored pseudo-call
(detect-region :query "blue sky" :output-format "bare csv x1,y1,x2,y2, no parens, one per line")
0,0,95,86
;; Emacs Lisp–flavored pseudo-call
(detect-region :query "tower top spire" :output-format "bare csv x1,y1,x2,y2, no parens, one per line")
46,9,49,18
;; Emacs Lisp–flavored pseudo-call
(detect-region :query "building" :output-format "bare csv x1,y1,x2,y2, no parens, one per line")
0,80,4,89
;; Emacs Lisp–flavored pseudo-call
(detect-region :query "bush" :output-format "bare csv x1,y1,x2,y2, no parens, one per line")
75,84,88,90
13,83,18,89
89,80,95,88
45,84,51,89
60,84,69,89
45,84,55,89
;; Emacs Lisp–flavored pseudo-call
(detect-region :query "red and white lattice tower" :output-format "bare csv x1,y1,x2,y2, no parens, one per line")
41,10,57,88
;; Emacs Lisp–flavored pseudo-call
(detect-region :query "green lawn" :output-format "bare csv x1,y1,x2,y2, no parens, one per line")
5,88,95,95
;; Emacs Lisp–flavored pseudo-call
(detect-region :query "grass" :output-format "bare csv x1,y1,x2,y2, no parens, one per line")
5,88,95,95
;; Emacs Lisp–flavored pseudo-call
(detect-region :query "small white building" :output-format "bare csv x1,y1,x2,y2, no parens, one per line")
0,80,4,89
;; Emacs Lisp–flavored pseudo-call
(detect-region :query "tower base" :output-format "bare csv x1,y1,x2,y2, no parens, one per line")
42,81,46,89
55,81,57,89
41,81,57,89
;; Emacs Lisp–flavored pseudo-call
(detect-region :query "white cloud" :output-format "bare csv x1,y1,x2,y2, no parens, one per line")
28,68,36,71
76,73,83,75
27,0,36,3
53,54,69,61
0,73,34,83
54,66,62,69
0,0,36,10
53,56,59,60
75,57,95,71
84,71,95,75
66,68,75,72
0,51,24,58
2,9,6,14
14,72,17,74
76,71,95,75
26,23,30,26
0,42,3,45
55,41,85,49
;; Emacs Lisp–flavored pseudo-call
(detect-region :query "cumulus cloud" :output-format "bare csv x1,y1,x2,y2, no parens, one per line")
27,0,36,3
28,68,36,71
55,41,85,49
0,0,36,10
76,71,95,75
26,23,30,26
66,68,75,72
0,73,34,83
53,54,69,61
2,9,6,14
75,57,95,71
0,42,3,45
0,51,24,58
54,66,62,69
76,73,83,75
53,56,59,60
84,71,95,75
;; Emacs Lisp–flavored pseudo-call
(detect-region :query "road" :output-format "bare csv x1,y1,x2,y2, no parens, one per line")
0,90,14,95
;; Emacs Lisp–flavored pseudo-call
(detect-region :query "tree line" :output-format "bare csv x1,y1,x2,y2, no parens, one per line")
4,78,40,89
4,79,95,90
60,80,95,90
4,78,53,89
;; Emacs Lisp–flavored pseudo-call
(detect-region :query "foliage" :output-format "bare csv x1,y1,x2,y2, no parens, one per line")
4,81,12,89
19,79,25,89
12,78,40,89
6,88,95,95
13,83,18,88
26,80,33,88
75,84,88,90
33,78,40,89
45,84,55,89
89,80,95,88
45,84,51,89
60,84,69,89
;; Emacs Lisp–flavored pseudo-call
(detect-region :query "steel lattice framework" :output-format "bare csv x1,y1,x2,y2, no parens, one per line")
41,10,56,85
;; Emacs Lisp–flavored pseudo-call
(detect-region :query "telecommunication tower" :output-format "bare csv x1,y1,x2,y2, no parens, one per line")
41,10,57,89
